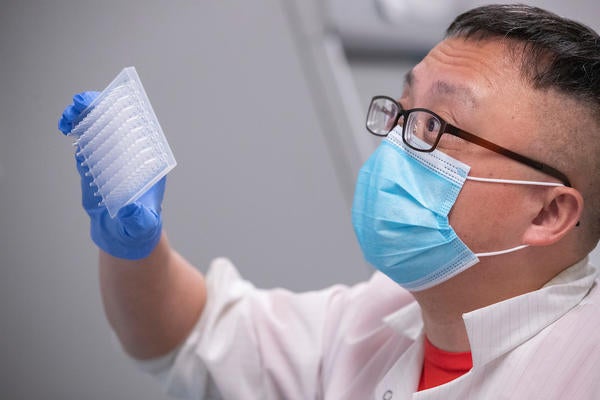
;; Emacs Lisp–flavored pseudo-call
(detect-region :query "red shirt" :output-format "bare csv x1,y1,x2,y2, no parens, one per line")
418,337,473,391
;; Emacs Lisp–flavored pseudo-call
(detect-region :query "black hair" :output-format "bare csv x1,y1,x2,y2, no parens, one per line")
446,4,600,112
447,4,600,243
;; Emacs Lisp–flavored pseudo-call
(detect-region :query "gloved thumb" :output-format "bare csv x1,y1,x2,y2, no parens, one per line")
117,203,162,241
89,203,162,260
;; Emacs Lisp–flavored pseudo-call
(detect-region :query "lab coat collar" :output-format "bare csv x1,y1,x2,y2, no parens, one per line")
380,257,598,349
378,301,424,400
376,257,597,399
464,256,598,367
382,300,423,341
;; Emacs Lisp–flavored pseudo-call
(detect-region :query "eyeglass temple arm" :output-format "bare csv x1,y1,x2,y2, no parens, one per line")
445,126,572,187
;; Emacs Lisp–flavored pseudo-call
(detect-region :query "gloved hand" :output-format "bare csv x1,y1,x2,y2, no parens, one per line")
59,91,164,260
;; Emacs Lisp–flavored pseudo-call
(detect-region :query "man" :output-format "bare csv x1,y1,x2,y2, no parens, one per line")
59,4,600,399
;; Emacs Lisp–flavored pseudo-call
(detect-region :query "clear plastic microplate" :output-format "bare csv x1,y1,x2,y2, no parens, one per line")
68,67,176,218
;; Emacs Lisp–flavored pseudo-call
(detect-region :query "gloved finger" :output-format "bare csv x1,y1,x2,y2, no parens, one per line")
73,91,100,113
58,91,100,135
58,104,79,134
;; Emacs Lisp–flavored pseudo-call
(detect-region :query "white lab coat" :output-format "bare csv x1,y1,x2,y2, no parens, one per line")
134,257,600,399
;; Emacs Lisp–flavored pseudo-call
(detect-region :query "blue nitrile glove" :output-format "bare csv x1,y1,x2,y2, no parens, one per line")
59,91,164,260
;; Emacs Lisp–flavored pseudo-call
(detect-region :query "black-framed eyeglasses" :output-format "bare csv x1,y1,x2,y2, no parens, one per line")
366,95,571,187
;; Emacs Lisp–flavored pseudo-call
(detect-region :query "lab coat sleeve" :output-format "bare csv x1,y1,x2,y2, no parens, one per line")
132,257,353,400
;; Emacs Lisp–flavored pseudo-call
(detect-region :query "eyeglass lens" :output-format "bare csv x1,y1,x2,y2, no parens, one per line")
368,98,444,151
404,111,443,151
366,97,399,136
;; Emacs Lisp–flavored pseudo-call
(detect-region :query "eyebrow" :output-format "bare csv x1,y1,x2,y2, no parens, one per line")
404,69,479,109
404,70,414,87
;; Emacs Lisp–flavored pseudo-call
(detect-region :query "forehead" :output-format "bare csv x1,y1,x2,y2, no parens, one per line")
409,37,524,100
406,37,544,140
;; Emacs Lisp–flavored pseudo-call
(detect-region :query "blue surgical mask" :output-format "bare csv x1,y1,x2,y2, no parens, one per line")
351,127,561,291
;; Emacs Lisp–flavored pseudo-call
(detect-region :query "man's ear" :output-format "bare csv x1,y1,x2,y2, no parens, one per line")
522,187,583,246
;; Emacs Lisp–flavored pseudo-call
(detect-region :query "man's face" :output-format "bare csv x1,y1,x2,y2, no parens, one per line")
399,37,557,254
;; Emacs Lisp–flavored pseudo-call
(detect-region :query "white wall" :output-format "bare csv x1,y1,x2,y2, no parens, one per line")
0,1,367,398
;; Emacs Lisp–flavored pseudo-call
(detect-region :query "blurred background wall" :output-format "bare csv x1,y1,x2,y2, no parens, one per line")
1,1,598,398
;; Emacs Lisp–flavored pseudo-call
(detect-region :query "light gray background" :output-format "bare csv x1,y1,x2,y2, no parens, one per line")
1,1,598,399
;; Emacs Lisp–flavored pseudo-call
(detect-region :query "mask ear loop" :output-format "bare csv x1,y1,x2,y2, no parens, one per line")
467,177,583,221
467,176,579,254
475,244,529,258
467,176,581,226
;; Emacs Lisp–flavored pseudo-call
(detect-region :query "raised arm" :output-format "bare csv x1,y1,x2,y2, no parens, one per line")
59,92,206,360
99,233,205,359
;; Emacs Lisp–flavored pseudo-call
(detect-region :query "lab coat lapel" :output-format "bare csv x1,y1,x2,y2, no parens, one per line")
374,301,424,399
